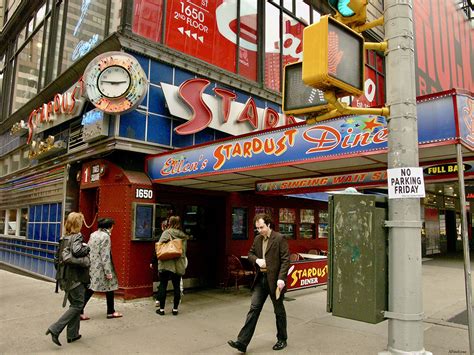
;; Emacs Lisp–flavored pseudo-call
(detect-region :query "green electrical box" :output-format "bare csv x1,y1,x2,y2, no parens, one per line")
327,194,387,324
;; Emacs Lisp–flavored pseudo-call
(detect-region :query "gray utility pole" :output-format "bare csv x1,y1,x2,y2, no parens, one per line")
384,1,430,353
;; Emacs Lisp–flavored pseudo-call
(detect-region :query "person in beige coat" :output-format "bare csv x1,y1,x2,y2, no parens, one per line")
81,218,122,319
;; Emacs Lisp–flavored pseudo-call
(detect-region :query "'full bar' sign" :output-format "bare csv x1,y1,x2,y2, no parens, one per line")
387,167,425,199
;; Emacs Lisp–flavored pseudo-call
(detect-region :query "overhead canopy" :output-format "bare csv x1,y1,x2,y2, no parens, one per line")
145,90,473,192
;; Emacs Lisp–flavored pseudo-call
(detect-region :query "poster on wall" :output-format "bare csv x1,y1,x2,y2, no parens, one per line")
232,207,248,240
134,204,153,240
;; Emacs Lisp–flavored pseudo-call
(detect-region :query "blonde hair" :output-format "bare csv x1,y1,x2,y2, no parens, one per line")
64,212,84,235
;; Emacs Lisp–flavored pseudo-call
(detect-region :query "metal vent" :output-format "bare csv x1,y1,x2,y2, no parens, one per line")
68,124,87,152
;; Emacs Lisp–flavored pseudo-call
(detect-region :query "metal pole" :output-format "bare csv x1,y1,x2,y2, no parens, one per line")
384,1,429,353
456,143,474,355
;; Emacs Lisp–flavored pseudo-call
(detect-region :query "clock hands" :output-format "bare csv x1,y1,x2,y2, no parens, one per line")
100,80,129,84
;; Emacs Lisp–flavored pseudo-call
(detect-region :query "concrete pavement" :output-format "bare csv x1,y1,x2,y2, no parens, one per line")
0,255,471,354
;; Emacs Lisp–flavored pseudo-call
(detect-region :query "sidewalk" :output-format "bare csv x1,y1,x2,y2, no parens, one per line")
0,255,470,354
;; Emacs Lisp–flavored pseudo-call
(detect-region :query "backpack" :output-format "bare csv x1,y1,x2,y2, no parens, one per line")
54,237,70,293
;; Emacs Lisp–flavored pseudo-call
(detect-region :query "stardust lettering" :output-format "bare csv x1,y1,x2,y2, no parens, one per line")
212,129,298,170
290,265,328,287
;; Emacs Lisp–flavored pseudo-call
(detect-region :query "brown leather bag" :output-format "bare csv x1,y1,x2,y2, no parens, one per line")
155,236,183,261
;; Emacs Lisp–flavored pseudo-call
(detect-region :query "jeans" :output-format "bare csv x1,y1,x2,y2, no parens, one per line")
82,288,116,315
158,270,181,309
237,273,287,346
49,283,85,340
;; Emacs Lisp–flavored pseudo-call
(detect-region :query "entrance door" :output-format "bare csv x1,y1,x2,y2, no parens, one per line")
154,191,225,288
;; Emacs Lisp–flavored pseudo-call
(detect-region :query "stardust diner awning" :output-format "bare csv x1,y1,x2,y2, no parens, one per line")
145,90,473,192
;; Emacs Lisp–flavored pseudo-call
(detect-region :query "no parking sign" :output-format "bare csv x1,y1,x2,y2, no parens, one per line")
387,167,425,199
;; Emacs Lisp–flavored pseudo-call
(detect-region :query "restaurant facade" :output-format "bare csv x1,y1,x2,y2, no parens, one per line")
0,0,472,299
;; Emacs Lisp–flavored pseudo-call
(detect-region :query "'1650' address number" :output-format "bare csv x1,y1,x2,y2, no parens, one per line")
136,188,153,199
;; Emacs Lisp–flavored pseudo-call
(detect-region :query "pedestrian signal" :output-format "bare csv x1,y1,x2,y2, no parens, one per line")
282,62,329,115
328,0,368,27
302,15,365,97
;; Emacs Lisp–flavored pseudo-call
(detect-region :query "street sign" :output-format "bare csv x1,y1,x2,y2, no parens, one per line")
303,15,365,97
282,61,329,115
387,167,426,199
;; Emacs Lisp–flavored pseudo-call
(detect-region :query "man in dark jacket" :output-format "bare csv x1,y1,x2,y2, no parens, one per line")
228,213,290,352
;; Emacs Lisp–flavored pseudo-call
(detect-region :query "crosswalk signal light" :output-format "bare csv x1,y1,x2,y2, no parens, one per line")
328,0,368,27
282,62,329,115
302,15,365,98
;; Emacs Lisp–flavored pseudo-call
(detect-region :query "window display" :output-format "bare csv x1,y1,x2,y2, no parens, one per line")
300,209,315,239
232,207,248,240
279,208,296,239
133,203,154,240
318,210,328,238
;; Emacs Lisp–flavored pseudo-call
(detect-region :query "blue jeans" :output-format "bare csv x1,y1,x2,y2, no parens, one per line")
237,273,287,346
49,283,85,340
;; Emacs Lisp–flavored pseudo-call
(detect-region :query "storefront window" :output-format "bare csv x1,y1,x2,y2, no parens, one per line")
232,207,248,240
264,2,280,91
183,205,206,240
0,210,5,234
11,26,44,113
133,0,164,43
133,0,257,81
318,210,328,238
19,208,28,236
238,0,258,81
133,203,154,240
154,203,174,239
60,0,108,72
28,203,62,242
279,208,296,239
300,209,315,239
7,209,18,236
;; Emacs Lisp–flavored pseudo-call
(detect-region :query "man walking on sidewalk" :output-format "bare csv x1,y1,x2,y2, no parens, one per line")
228,213,290,352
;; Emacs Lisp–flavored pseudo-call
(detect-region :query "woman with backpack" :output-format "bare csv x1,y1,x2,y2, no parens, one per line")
46,212,90,346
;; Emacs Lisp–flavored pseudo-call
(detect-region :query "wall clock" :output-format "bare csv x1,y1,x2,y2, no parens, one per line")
83,51,148,114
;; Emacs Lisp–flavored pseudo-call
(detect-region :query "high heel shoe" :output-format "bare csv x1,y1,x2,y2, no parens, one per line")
45,329,62,346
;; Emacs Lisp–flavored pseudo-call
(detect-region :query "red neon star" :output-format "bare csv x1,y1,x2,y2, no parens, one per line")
363,118,383,131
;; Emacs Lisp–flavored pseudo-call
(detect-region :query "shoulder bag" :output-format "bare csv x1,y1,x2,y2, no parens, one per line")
155,234,183,261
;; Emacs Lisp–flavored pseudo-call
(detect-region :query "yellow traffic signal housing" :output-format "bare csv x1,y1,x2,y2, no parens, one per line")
282,62,330,115
328,0,368,27
302,15,365,98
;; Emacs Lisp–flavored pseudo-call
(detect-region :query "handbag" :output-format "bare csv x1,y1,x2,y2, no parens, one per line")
155,235,183,261
61,236,90,268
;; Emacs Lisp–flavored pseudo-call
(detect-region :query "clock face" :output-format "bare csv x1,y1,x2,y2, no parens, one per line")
83,52,148,114
97,65,131,98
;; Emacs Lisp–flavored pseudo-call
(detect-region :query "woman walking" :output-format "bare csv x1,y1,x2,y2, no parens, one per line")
46,212,90,346
156,216,189,316
82,217,122,319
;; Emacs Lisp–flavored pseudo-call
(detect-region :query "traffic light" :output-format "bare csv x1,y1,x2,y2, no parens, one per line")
282,62,329,115
302,15,365,98
328,0,368,27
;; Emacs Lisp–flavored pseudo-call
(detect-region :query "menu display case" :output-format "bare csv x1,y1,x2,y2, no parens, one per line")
300,209,315,239
279,208,296,239
318,210,329,238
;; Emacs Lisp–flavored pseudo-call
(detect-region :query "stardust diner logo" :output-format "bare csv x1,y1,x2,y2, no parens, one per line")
159,116,387,176
289,264,328,287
